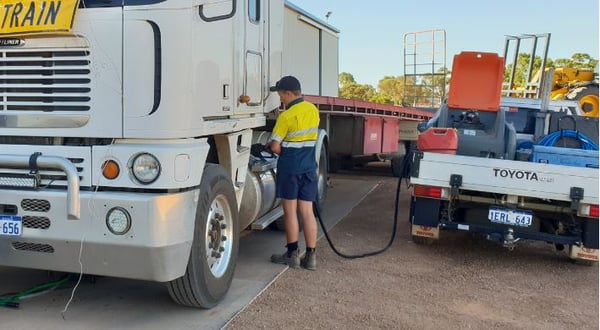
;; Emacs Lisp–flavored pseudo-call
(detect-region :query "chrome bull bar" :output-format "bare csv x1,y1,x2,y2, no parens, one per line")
0,154,80,219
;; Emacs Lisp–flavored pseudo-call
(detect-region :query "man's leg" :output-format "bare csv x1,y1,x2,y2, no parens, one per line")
298,200,317,248
282,198,299,243
271,198,301,268
297,171,319,270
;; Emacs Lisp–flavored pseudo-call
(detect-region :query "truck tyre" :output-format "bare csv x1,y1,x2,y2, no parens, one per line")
167,164,239,308
568,85,599,118
317,143,329,208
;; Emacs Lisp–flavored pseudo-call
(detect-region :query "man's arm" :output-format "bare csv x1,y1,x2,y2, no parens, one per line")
270,113,287,155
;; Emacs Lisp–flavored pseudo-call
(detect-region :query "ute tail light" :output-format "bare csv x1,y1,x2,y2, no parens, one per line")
589,205,599,218
413,185,443,199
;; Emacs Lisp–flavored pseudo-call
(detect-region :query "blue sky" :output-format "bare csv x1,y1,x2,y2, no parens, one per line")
289,0,600,88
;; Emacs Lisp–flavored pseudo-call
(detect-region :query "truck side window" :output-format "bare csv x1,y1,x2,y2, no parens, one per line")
249,0,260,23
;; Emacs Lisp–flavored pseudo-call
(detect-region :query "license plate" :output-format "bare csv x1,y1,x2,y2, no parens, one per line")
0,215,22,236
488,208,532,227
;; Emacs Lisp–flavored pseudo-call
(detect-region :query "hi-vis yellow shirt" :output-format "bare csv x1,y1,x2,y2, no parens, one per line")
271,98,320,174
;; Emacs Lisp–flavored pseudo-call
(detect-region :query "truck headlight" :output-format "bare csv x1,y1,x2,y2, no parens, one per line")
106,207,131,235
131,153,161,184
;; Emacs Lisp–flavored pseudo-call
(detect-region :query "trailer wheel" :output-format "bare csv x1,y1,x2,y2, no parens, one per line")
329,156,341,173
391,156,404,177
411,235,434,245
167,164,239,308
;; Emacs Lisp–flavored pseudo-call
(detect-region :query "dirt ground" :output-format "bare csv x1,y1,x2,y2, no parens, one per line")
226,169,599,330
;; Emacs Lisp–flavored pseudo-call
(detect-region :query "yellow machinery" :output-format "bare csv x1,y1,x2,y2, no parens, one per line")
503,33,599,118
550,67,598,117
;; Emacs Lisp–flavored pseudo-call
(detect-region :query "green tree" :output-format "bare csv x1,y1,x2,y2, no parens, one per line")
420,67,449,107
338,72,376,101
376,76,404,105
339,72,356,87
553,53,597,69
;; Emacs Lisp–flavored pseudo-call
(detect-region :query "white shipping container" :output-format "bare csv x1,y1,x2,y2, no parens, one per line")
283,2,339,97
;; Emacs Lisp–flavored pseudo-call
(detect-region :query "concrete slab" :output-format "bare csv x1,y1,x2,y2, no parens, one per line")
0,176,378,330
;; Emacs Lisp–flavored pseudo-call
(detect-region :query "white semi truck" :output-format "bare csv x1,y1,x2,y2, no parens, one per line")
0,0,335,308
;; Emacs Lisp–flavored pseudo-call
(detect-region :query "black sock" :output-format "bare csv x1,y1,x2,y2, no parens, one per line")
306,247,316,254
286,242,298,256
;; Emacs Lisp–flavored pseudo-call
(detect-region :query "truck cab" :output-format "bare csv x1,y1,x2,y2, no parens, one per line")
0,0,330,309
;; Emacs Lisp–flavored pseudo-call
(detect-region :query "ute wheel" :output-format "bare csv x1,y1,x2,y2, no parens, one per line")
167,164,239,308
569,85,599,118
411,235,434,245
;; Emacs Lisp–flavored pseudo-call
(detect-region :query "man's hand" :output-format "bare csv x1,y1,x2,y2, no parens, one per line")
269,140,281,155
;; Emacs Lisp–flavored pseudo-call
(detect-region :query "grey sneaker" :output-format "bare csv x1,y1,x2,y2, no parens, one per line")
270,250,300,268
300,251,317,270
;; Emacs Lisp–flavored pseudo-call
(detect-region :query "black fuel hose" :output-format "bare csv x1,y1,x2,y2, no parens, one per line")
313,151,411,259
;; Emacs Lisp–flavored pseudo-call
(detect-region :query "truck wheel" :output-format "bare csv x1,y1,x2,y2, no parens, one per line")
568,85,599,118
167,164,239,308
411,235,434,245
317,143,329,208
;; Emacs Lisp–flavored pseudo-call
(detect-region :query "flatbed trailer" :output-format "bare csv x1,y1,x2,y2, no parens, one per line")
305,95,433,174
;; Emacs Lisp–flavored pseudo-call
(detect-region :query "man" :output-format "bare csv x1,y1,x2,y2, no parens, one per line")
268,75,319,270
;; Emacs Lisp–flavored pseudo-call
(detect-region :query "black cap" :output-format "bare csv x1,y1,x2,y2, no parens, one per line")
269,75,301,92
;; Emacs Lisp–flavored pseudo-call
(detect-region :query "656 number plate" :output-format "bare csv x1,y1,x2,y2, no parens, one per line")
488,208,532,227
0,215,22,236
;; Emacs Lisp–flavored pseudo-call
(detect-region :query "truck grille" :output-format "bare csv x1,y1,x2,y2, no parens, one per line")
0,157,85,187
23,216,51,230
11,241,54,253
21,199,51,212
0,49,91,112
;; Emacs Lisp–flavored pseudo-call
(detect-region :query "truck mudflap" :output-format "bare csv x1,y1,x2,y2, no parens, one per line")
411,225,439,239
410,196,441,228
0,154,80,219
569,245,599,262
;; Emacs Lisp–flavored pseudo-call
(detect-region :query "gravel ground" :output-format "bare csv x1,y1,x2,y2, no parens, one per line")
226,171,599,330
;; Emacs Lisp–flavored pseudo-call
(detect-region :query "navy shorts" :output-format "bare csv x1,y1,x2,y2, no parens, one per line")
276,171,318,201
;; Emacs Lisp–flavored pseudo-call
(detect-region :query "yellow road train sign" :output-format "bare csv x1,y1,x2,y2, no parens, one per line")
0,0,80,36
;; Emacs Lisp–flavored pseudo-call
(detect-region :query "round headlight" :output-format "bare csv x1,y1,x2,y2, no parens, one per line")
131,153,161,184
106,207,131,235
